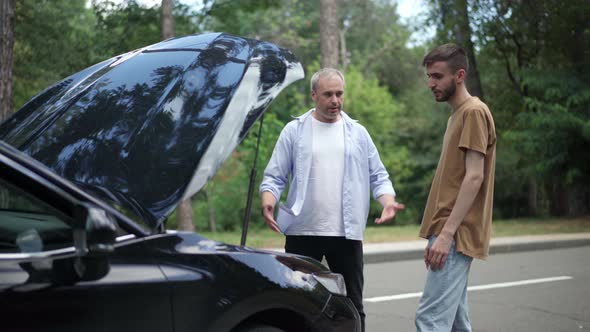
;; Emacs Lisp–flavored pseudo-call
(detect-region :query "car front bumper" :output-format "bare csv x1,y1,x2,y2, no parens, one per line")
312,294,361,332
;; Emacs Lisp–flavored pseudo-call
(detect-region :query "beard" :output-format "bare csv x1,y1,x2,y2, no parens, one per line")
433,80,456,102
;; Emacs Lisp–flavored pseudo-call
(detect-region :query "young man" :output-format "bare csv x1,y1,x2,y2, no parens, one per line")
415,44,496,331
259,68,404,331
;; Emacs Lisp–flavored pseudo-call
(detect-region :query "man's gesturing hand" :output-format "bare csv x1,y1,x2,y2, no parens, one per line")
261,191,280,233
375,196,405,224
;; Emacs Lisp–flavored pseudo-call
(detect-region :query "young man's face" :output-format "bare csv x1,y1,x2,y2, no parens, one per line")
425,61,458,102
311,75,344,123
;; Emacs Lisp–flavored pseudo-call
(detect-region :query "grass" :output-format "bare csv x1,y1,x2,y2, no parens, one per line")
195,216,590,249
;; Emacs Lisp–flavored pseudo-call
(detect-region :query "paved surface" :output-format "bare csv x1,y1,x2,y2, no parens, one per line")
265,232,590,264
364,246,590,331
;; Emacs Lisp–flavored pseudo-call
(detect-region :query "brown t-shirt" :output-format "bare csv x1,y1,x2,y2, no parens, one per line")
419,97,496,259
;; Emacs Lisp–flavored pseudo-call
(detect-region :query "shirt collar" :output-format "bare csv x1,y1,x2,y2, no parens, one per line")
294,109,358,123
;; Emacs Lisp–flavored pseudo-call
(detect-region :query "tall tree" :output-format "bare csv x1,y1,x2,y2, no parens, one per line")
0,0,15,121
162,0,195,231
472,0,544,216
434,0,484,99
15,0,97,109
474,0,590,217
161,0,174,39
92,0,160,57
339,0,415,96
320,0,339,68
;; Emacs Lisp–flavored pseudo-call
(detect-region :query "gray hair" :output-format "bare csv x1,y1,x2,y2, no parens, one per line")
310,68,345,92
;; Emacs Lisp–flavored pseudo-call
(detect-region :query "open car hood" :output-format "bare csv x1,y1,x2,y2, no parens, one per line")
0,33,304,228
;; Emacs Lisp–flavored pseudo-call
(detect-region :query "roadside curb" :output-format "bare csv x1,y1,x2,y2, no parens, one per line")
487,233,590,255
363,233,590,264
263,233,590,264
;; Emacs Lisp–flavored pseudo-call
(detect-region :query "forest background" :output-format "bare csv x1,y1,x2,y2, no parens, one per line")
1,0,589,234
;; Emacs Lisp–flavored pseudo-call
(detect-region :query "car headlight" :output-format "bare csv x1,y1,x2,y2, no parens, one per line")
312,272,347,296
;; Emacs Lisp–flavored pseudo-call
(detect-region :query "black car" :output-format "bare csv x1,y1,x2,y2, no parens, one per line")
0,33,360,332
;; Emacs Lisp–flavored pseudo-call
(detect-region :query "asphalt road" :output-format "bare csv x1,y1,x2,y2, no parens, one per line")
363,245,590,332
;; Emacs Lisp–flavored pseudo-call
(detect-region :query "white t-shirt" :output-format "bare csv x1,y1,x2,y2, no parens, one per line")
287,116,345,236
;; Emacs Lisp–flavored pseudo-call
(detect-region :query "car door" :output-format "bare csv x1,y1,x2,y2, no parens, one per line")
0,156,174,332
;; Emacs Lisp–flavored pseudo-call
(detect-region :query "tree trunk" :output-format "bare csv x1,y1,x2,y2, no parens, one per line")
527,176,538,216
205,186,217,233
566,184,589,217
320,0,339,68
0,0,15,122
440,0,485,100
162,0,194,231
572,10,586,74
176,199,195,232
339,28,347,69
161,0,174,40
548,182,568,217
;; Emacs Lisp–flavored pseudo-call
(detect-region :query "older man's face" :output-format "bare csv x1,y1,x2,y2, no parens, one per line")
311,75,344,123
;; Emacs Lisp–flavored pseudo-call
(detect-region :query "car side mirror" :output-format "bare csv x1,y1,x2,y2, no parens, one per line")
71,204,117,281
73,206,117,255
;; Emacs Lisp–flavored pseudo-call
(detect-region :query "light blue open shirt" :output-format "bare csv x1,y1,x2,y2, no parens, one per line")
259,109,395,241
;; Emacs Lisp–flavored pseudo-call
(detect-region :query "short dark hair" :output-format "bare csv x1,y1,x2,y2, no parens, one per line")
422,43,469,73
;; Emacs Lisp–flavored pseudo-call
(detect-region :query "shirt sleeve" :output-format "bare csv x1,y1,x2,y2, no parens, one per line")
365,128,396,199
259,122,295,202
458,108,490,155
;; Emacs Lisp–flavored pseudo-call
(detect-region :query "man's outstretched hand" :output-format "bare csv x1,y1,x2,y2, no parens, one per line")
375,197,405,224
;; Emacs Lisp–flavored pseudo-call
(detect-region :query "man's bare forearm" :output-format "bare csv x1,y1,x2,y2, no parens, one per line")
440,150,484,239
261,191,277,208
440,175,483,238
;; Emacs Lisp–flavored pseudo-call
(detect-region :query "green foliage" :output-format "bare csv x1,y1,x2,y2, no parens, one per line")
10,0,589,230
191,112,286,231
199,216,590,248
505,68,590,184
343,66,415,224
433,0,590,216
13,0,98,109
200,0,321,70
13,0,202,111
340,0,420,98
92,0,160,56
92,0,201,57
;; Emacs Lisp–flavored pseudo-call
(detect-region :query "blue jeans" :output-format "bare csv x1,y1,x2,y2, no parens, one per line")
415,235,473,332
